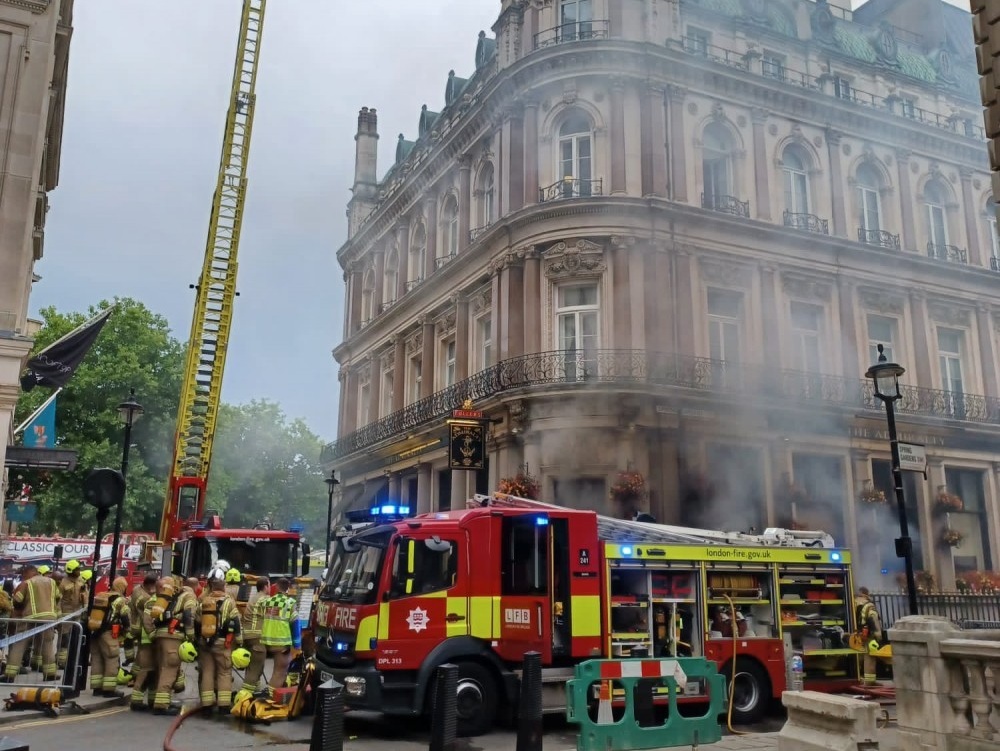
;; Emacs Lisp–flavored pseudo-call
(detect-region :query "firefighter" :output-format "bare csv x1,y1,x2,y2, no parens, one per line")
239,576,269,692
259,578,300,692
224,568,241,602
89,577,130,696
197,573,242,713
855,587,883,686
127,573,158,711
143,577,195,716
4,564,60,682
57,559,86,668
169,578,199,696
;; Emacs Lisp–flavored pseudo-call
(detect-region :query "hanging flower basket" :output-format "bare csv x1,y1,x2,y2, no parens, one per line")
934,490,964,513
498,472,540,499
610,470,647,505
941,528,964,548
858,485,888,505
915,570,936,593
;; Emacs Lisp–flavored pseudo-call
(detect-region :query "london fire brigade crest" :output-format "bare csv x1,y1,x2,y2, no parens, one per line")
406,607,430,633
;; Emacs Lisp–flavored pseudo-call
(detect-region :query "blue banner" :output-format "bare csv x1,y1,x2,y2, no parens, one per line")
22,396,56,448
5,502,37,524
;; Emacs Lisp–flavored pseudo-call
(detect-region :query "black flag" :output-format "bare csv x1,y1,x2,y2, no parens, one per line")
20,307,114,392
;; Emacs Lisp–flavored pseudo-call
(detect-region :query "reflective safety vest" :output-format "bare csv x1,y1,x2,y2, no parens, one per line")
59,575,85,614
240,592,266,640
129,587,153,645
14,575,59,619
260,593,296,648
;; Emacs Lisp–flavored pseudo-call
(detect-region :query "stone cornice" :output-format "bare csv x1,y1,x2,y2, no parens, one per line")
0,0,51,13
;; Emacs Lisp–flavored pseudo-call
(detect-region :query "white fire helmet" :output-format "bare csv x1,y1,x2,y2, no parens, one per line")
207,559,232,582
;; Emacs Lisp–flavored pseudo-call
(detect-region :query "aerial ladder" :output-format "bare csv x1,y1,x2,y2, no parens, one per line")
160,0,267,544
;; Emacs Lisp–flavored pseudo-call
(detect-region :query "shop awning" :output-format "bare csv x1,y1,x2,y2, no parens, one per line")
4,446,78,471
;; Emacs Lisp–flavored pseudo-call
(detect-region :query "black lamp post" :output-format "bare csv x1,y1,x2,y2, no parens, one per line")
865,344,918,616
324,470,340,569
108,389,143,583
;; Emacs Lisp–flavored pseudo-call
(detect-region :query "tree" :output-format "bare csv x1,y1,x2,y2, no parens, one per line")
13,298,184,534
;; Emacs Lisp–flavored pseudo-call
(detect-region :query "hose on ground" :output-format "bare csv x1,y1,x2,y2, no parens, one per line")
162,703,206,751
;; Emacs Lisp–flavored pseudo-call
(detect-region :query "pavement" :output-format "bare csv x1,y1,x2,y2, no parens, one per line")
0,665,902,750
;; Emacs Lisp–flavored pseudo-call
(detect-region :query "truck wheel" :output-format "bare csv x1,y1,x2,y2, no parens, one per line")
453,661,498,737
723,657,771,725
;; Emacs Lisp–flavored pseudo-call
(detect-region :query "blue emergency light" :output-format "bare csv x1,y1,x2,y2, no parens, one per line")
830,551,842,562
621,546,633,556
535,516,549,526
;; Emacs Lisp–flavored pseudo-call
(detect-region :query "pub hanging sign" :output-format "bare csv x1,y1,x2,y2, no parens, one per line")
447,400,486,471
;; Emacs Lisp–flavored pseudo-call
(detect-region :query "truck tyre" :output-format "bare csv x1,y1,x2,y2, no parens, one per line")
723,657,771,725
453,661,498,737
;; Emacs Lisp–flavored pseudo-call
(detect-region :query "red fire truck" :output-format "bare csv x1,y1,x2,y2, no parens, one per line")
312,493,858,735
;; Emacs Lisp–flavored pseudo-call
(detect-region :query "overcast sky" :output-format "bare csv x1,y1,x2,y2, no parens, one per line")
34,0,970,443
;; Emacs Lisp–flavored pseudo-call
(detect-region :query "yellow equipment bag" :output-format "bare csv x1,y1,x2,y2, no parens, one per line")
200,595,219,640
88,592,112,632
229,660,314,723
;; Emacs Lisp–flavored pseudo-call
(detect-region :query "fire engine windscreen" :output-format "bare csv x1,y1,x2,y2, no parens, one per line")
322,528,392,605
187,537,293,577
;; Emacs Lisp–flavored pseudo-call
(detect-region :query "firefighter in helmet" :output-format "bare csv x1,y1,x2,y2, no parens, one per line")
89,577,130,696
57,559,86,668
224,567,241,602
5,565,60,682
238,576,269,692
127,573,158,711
143,577,195,715
259,578,301,693
855,586,884,686
197,568,242,713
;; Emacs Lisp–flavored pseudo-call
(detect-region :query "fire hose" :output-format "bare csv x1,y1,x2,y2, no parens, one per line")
722,594,747,736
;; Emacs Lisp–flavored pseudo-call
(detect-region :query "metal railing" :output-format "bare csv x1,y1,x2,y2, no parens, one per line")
379,299,396,314
783,211,830,235
680,36,748,70
404,278,422,292
874,592,1000,632
434,253,457,269
992,257,1000,272
533,19,610,49
469,223,492,242
702,193,750,218
322,349,1000,462
0,612,85,697
539,177,603,202
927,243,968,264
858,227,901,249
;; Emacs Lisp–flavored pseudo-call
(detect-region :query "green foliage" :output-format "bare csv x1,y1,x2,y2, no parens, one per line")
13,299,325,543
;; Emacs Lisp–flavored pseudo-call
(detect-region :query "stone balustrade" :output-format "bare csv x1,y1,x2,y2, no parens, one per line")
891,616,1000,750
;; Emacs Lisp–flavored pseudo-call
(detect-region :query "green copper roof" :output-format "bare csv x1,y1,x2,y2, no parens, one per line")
833,25,877,64
766,5,794,37
897,50,937,83
697,0,742,15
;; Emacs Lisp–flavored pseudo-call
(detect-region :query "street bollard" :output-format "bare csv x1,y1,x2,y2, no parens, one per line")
516,651,543,751
429,663,457,751
309,679,345,751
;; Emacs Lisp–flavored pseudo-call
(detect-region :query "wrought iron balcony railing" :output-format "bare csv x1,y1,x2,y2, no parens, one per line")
379,299,396,314
469,223,492,243
435,253,457,269
992,257,1000,272
858,228,901,250
533,19,610,49
927,243,968,264
783,211,830,235
405,278,422,292
539,177,603,202
702,193,750,218
321,349,1000,463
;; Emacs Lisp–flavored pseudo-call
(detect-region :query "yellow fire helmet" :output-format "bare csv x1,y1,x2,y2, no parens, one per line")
231,647,251,669
37,565,51,575
225,568,241,584
80,570,93,582
64,560,80,574
179,641,198,663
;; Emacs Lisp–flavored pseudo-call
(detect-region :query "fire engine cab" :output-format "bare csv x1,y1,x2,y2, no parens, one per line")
312,493,857,736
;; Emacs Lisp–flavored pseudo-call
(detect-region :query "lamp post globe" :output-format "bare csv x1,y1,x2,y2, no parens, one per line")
865,343,905,402
324,471,340,568
109,388,143,587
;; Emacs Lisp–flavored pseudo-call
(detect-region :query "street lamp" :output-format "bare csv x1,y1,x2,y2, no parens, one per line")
324,470,340,569
865,344,918,616
108,388,143,583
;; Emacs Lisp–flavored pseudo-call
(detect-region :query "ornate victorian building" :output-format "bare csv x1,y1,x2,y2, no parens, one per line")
327,0,1000,590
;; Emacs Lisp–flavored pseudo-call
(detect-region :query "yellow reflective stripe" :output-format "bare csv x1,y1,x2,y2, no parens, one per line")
445,597,467,638
491,596,501,637
356,614,377,650
377,602,389,639
469,596,493,639
421,590,447,599
570,595,601,637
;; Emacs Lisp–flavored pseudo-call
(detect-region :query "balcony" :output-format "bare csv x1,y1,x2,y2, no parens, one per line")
783,211,829,235
469,223,492,243
435,253,457,269
702,193,750,218
322,350,1000,462
991,257,1000,272
858,228,901,250
927,243,968,264
533,20,609,50
379,299,396,314
539,177,603,202
405,278,422,292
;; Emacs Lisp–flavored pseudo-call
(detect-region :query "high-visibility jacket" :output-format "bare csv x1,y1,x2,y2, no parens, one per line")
90,592,130,637
13,575,59,619
856,599,883,642
143,588,196,641
197,590,242,647
241,592,267,640
260,592,297,648
128,587,153,644
59,575,86,614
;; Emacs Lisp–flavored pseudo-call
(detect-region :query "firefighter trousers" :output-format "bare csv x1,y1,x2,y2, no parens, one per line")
198,644,234,708
153,639,181,710
863,654,878,686
240,638,265,691
57,620,76,668
90,630,120,692
266,646,291,690
5,621,56,681
129,643,155,706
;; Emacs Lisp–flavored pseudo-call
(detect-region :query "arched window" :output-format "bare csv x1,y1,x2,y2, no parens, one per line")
702,122,734,208
361,269,375,325
480,164,495,227
781,146,810,215
439,196,459,265
923,179,950,255
558,113,593,197
559,0,593,41
384,248,399,306
855,163,883,234
409,225,425,288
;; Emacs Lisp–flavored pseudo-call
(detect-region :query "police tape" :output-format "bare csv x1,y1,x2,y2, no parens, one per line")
0,609,86,650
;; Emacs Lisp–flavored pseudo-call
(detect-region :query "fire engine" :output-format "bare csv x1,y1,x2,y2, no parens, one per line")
312,493,858,736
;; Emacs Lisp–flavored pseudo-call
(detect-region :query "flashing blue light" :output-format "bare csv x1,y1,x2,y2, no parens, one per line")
335,642,349,652
622,546,633,556
381,505,397,515
881,568,889,575
399,506,410,515
536,516,549,526
370,506,381,515
830,551,842,562
288,522,305,533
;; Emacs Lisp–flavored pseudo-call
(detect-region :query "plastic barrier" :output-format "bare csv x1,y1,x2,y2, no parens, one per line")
566,657,726,751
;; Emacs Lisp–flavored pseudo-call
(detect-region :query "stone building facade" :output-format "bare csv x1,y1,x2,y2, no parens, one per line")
327,0,1000,590
0,0,73,500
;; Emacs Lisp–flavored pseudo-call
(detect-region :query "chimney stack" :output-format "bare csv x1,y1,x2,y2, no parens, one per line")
348,106,379,239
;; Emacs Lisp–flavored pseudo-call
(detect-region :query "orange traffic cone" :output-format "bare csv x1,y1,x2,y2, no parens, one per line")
596,679,613,725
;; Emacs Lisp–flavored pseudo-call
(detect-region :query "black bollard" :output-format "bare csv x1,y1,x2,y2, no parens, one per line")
64,625,83,698
309,679,345,751
516,651,543,751
429,663,458,751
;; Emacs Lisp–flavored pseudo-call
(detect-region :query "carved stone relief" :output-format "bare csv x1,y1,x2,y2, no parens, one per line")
699,258,752,288
928,303,971,327
543,239,607,279
858,287,904,315
782,274,832,302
